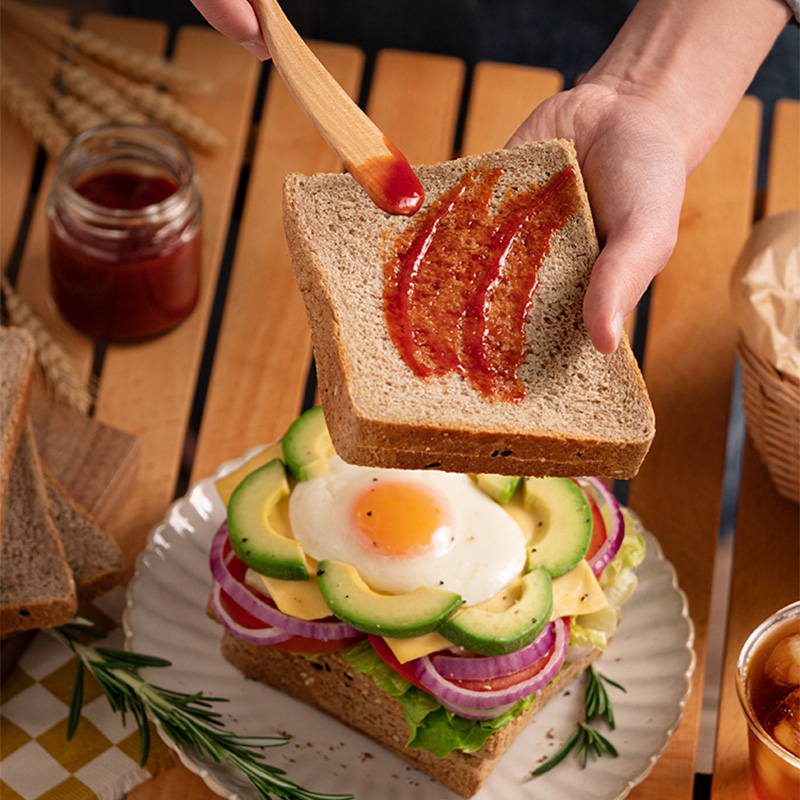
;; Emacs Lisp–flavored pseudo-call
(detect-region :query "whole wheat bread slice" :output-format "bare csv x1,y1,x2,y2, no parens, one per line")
0,422,77,636
43,467,123,602
0,327,36,539
283,140,655,478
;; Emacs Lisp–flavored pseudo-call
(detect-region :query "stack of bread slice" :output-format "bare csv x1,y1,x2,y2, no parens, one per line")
0,326,123,638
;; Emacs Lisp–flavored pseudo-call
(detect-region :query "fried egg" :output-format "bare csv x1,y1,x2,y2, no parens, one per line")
288,456,527,605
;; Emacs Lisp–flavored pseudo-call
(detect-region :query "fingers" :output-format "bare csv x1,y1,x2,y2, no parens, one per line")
583,206,680,353
191,0,270,59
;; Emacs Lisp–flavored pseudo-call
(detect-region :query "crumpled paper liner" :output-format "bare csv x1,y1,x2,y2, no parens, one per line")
730,209,800,379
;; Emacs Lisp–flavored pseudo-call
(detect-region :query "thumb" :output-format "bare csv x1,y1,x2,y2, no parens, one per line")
583,207,680,354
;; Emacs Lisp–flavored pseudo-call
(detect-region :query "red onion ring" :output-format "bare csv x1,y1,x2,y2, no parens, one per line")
210,583,295,646
408,618,569,709
583,478,625,576
209,523,359,641
430,622,555,681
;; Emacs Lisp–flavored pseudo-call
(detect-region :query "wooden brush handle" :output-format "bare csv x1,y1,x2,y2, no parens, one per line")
251,0,423,215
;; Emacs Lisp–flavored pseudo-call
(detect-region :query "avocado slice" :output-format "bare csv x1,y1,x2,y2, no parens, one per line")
524,477,592,577
215,442,284,507
316,559,462,638
475,473,522,504
227,458,309,581
438,567,553,656
282,406,335,481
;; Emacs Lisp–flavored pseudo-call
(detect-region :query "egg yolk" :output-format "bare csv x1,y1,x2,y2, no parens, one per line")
352,481,451,556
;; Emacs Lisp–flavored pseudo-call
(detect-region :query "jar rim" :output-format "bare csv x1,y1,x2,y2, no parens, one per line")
54,123,198,221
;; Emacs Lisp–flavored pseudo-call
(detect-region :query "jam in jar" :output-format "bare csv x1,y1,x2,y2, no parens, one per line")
47,123,202,341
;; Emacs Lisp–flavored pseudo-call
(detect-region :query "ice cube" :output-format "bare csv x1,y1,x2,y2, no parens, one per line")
765,634,800,687
764,687,800,758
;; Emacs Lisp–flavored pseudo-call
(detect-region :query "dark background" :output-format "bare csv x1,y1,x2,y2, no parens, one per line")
113,0,799,188
33,0,800,188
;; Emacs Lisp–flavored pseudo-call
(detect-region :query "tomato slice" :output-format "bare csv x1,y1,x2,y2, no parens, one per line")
585,497,607,565
367,635,430,691
449,647,555,691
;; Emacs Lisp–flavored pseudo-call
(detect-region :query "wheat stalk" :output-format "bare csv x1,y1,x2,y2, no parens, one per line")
104,70,226,152
49,88,110,134
1,0,211,95
0,63,70,156
1,278,94,415
58,62,148,125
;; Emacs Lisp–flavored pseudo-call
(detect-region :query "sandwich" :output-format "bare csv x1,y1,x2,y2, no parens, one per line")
207,406,646,797
282,139,655,479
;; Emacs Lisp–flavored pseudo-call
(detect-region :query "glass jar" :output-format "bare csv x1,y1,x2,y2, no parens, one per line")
47,123,202,341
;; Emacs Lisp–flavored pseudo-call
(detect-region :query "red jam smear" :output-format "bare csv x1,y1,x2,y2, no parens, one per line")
49,169,201,342
383,165,578,401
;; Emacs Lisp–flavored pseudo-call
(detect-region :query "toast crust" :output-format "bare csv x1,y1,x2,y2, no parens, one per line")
283,141,654,479
212,605,603,798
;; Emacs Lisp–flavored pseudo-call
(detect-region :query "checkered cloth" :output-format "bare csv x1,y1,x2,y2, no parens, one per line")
0,588,173,800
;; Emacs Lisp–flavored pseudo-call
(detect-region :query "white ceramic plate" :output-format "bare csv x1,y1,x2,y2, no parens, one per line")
124,446,695,800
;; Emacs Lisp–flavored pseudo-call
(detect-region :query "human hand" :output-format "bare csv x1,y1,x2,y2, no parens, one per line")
189,0,270,59
506,0,789,354
507,82,687,354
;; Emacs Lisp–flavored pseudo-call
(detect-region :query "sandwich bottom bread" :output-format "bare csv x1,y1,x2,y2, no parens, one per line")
207,408,646,797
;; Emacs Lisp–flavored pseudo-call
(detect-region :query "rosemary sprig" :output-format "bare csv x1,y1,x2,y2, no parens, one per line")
49,619,354,800
532,665,625,776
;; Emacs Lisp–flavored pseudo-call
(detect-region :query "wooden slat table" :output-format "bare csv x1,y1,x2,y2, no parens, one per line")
1,12,797,800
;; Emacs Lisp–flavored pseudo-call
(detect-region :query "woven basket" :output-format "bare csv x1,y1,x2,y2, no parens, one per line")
738,336,800,503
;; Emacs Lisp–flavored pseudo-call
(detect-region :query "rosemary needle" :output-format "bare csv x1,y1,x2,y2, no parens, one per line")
49,619,354,800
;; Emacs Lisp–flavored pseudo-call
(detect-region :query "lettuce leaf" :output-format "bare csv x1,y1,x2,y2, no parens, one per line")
571,605,619,651
341,640,533,758
599,509,646,606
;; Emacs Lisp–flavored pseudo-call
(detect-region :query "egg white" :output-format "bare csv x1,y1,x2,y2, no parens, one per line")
288,456,527,606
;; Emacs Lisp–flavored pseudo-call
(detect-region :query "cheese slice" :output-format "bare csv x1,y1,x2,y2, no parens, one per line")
550,559,608,619
215,442,284,506
245,568,331,620
383,631,453,664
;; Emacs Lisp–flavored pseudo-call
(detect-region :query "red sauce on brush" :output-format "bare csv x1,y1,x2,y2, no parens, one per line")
347,138,424,216
383,165,578,401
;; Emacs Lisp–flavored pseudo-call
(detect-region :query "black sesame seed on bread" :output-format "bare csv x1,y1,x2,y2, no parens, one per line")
282,140,655,478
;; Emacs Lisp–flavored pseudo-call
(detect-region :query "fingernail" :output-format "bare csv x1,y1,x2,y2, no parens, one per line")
242,41,270,60
610,312,623,351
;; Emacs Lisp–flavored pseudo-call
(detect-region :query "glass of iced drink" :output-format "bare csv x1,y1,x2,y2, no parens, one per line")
737,601,800,800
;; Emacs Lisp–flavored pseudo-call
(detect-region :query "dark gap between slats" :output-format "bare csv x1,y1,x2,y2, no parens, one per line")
173,61,272,501
2,149,48,289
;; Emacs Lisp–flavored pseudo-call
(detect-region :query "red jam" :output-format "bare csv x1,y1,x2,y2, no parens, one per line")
383,166,578,401
47,125,202,342
74,170,178,209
